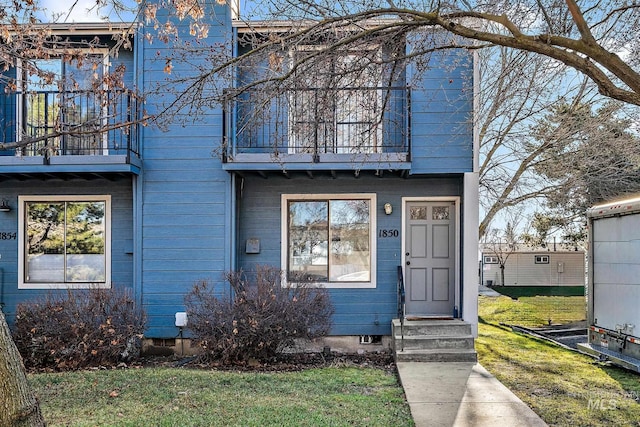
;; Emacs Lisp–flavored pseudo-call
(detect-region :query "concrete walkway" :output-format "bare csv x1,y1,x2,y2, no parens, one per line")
478,285,502,297
397,362,548,427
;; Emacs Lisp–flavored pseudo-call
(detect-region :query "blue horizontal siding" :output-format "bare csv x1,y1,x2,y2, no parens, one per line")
139,5,232,336
408,44,474,174
144,146,224,161
115,50,135,87
236,174,463,336
141,161,230,335
137,226,222,238
141,123,224,139
140,201,225,215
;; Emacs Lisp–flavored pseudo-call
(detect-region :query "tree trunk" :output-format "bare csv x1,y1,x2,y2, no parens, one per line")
0,309,46,427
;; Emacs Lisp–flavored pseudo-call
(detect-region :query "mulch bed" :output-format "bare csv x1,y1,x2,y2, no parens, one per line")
137,351,396,373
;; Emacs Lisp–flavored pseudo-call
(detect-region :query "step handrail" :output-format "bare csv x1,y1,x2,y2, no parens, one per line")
397,265,405,351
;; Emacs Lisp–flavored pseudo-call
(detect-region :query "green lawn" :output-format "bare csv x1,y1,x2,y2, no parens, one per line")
479,294,586,327
478,295,640,426
30,366,414,427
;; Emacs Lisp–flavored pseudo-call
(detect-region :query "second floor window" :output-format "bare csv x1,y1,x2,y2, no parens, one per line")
17,52,109,156
289,47,383,155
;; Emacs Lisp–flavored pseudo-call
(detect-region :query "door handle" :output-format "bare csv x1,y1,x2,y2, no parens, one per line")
406,261,410,265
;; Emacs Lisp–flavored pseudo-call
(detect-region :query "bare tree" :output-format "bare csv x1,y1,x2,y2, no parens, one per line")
0,310,46,427
136,0,640,112
141,0,640,236
482,221,519,287
476,44,599,237
2,1,639,147
2,1,639,152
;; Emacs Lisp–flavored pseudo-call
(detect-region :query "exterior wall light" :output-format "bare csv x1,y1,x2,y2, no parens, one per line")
0,199,11,212
384,203,392,215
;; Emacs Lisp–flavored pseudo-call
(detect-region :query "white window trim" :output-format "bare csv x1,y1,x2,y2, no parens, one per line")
483,255,498,264
281,193,377,289
535,255,550,264
16,50,111,155
18,195,112,289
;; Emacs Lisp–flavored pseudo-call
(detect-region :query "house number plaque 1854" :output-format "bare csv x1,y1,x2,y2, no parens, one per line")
0,232,17,240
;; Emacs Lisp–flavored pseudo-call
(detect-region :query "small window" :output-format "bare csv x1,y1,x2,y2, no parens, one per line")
535,255,549,264
410,207,427,220
18,195,111,289
483,255,498,264
282,193,376,288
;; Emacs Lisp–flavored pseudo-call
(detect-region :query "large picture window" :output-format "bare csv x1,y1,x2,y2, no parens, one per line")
283,194,376,288
18,195,111,289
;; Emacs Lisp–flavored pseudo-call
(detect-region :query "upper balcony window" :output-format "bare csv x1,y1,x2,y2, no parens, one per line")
4,48,139,160
289,46,383,155
225,39,409,164
16,52,109,156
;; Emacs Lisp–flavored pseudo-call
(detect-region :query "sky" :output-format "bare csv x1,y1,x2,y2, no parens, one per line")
37,0,136,23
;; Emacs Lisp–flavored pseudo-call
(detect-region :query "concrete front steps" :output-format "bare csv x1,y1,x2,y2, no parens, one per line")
392,318,477,362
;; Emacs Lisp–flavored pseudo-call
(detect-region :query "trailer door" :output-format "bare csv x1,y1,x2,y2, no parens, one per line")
592,214,640,332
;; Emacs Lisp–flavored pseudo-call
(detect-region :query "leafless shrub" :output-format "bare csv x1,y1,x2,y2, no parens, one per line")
185,265,334,364
12,288,146,370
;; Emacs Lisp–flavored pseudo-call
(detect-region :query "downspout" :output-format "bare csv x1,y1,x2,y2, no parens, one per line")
0,267,4,309
229,173,237,273
228,19,239,294
133,21,144,310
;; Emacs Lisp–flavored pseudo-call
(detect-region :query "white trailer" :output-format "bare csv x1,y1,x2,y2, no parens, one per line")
481,250,584,287
577,196,640,372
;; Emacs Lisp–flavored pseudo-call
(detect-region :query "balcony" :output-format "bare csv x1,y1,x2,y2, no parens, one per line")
0,90,141,178
223,87,411,172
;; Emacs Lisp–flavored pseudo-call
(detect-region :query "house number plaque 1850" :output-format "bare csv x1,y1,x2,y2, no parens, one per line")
378,229,399,238
0,232,17,240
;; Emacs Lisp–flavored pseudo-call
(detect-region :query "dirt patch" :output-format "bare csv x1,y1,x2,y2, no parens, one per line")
137,351,396,373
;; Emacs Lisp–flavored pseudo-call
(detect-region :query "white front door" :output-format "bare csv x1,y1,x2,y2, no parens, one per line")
404,201,456,317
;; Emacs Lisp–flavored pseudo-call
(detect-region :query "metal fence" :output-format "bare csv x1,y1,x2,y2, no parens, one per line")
224,86,410,158
2,90,139,158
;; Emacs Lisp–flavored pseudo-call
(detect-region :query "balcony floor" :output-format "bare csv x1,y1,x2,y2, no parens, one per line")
0,154,141,180
223,152,410,172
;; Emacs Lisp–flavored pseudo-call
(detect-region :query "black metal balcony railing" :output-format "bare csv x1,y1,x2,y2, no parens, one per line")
223,87,410,161
1,90,139,159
